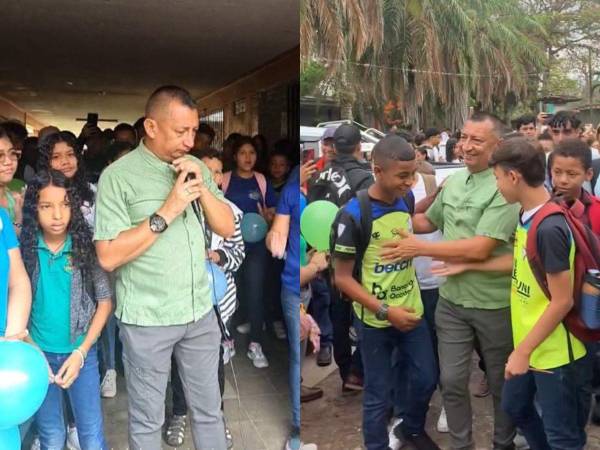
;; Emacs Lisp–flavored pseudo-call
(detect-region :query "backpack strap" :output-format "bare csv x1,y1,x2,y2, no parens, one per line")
222,171,232,195
254,172,268,207
526,202,563,300
356,189,373,321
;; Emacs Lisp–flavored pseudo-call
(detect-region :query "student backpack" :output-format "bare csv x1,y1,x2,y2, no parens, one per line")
526,197,600,342
328,189,415,296
307,161,373,207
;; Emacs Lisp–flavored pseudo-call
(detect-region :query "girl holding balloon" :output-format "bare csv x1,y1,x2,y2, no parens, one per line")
20,170,112,449
222,136,277,369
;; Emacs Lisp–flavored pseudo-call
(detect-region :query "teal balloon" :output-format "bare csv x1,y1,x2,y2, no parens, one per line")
241,213,268,243
0,426,19,450
205,260,228,305
0,341,49,428
300,200,339,251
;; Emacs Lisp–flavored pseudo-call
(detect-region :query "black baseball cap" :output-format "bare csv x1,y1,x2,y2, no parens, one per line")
334,124,361,150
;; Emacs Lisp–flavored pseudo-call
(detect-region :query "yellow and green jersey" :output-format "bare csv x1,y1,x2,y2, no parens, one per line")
333,194,422,328
512,213,586,370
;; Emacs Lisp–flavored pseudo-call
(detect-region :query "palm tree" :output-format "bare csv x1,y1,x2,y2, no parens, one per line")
302,0,546,129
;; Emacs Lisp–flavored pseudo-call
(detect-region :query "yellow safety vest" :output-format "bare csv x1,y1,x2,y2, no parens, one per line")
512,221,586,369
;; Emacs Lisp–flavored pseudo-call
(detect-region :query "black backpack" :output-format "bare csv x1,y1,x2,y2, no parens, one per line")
329,189,415,295
307,161,373,207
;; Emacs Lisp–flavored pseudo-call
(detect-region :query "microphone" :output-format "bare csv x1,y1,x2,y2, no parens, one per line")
185,172,202,223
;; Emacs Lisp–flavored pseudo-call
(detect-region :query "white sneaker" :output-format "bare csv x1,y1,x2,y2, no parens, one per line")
66,426,81,450
437,407,449,433
388,417,403,450
273,320,287,340
236,322,250,334
247,342,269,368
101,369,117,398
514,432,530,450
222,340,236,365
30,437,40,450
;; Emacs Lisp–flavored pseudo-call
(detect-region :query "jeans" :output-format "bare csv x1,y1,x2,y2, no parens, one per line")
309,275,333,346
235,242,268,344
329,280,363,382
282,286,301,433
392,288,439,417
99,314,117,372
502,354,592,450
35,344,107,450
356,318,437,450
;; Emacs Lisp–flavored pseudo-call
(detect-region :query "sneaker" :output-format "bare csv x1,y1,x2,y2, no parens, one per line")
30,437,40,450
342,373,363,392
316,344,332,367
388,417,403,450
474,375,490,398
224,417,233,449
66,426,81,450
514,431,530,450
300,385,323,403
164,414,187,447
403,431,440,450
436,407,449,433
236,322,250,334
101,369,117,398
285,436,318,450
273,320,287,340
247,342,269,368
222,341,234,365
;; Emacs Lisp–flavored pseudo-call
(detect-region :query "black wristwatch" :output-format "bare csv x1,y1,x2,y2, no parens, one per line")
375,304,389,321
149,213,168,233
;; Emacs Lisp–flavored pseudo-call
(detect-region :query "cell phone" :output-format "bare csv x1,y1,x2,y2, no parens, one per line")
86,113,98,127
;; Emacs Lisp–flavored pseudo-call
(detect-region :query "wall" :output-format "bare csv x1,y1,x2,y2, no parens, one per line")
0,96,46,134
196,47,299,148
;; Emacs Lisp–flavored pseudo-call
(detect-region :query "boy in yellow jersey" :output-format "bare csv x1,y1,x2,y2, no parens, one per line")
333,136,438,450
434,136,591,449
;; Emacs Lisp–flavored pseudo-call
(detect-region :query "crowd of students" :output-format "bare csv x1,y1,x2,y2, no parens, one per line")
0,85,301,450
302,110,600,450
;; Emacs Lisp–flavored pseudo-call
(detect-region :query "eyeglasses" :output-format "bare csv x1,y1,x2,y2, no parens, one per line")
0,149,21,163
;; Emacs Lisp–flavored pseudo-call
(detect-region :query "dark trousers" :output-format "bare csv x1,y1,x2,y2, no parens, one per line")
356,319,437,450
309,275,333,346
172,345,225,416
328,281,363,382
502,354,592,450
235,242,268,344
266,256,284,325
392,288,439,417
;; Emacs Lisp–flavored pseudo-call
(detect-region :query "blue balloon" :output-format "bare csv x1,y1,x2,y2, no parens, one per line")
240,213,268,243
0,426,19,450
205,260,228,305
0,341,49,429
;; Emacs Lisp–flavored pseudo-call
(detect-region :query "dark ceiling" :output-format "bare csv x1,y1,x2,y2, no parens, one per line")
0,0,299,131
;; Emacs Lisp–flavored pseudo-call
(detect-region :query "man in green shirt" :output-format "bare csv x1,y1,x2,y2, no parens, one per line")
382,112,518,450
94,85,234,450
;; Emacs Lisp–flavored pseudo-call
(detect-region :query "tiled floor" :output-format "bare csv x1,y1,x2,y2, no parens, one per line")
102,331,292,450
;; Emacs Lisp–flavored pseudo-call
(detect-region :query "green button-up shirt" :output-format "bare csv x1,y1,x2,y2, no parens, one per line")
94,141,225,326
426,168,519,309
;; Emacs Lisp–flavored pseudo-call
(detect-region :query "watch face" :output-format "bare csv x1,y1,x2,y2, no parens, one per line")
150,214,167,233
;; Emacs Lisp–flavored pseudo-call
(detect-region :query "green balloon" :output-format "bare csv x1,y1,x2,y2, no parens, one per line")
300,200,339,251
